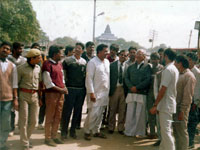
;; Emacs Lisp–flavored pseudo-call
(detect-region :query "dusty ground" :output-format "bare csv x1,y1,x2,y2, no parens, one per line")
6,103,200,150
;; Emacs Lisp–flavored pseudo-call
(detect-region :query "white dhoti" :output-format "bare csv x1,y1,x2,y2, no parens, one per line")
124,93,146,136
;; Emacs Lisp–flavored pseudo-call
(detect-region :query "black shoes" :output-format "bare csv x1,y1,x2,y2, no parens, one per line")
61,134,68,141
53,138,64,144
108,130,114,134
118,131,124,135
93,132,107,139
84,133,91,141
70,132,77,139
76,126,81,130
44,139,57,147
153,140,161,146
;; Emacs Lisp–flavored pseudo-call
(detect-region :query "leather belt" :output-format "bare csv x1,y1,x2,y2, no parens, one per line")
20,88,38,94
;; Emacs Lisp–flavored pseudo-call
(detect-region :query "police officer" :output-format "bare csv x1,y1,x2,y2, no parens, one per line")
18,49,41,150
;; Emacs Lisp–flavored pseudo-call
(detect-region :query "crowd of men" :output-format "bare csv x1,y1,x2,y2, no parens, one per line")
0,40,200,150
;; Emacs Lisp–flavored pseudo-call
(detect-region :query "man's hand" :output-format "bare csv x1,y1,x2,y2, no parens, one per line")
61,87,68,94
130,86,137,93
191,104,197,111
150,106,157,115
13,98,19,111
178,111,184,121
39,98,43,107
90,93,96,103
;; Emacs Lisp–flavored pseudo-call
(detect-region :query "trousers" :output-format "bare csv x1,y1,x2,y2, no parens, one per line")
61,88,85,135
45,92,64,139
0,101,12,148
159,111,175,150
108,86,126,131
19,91,39,147
173,107,190,150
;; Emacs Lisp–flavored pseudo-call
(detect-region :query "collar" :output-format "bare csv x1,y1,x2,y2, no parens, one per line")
72,55,81,61
86,53,93,60
118,60,124,66
164,61,174,69
49,58,57,64
97,56,104,62
10,55,23,61
180,68,189,74
27,61,35,68
0,58,7,62
191,65,197,71
137,60,144,66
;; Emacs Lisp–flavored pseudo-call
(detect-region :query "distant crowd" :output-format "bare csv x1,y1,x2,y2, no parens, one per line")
0,41,200,150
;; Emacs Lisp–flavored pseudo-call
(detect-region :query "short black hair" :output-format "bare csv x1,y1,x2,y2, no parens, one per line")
76,42,84,50
158,48,164,53
187,52,198,62
96,44,108,54
85,41,95,48
164,48,176,61
118,49,127,55
12,42,23,52
64,45,74,56
175,55,189,69
128,46,137,52
110,44,119,52
0,41,12,48
48,45,62,58
150,52,160,60
31,43,40,49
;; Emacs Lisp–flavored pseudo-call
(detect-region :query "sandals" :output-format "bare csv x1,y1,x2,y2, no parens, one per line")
93,132,107,139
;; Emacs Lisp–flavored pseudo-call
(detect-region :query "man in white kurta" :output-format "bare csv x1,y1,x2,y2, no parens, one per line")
84,44,110,140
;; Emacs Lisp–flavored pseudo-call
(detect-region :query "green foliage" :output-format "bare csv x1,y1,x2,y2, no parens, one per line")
149,43,168,52
0,0,41,43
111,38,143,50
38,30,49,45
52,36,78,47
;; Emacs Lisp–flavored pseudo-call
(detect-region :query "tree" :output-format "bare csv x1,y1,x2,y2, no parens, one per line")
114,38,143,50
52,36,78,47
149,43,168,52
0,0,41,43
38,30,49,46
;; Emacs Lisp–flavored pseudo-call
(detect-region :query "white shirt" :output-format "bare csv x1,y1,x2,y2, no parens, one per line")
86,56,110,108
7,55,26,66
71,55,86,65
43,58,65,89
157,62,179,114
137,61,144,69
191,66,200,107
0,59,18,88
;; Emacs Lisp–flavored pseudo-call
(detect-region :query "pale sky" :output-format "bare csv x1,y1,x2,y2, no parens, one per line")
31,0,200,49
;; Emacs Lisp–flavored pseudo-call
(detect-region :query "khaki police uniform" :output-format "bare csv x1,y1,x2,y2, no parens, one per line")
18,49,41,147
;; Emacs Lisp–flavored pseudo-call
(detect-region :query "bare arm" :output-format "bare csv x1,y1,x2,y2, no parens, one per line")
13,88,18,111
150,86,167,115
154,86,167,106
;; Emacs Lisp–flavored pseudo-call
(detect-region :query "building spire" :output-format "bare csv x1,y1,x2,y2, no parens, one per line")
104,24,111,34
